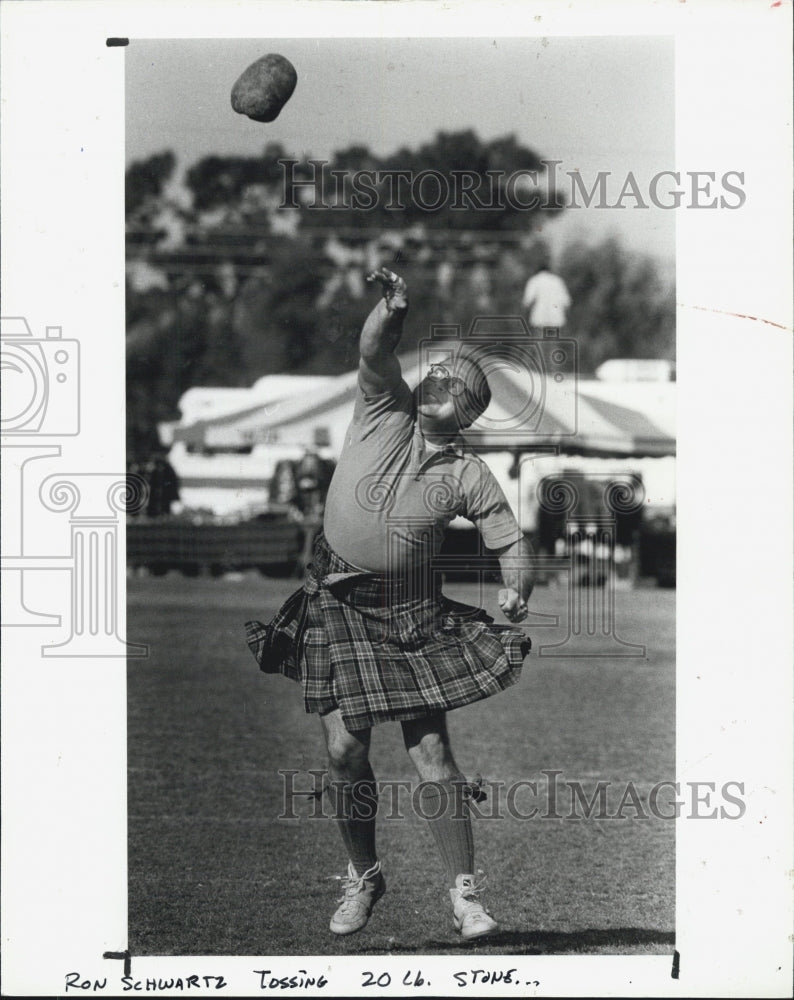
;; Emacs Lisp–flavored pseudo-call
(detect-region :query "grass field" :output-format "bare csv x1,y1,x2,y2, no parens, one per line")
127,573,674,957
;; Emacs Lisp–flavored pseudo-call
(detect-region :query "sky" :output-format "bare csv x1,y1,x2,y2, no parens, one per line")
126,35,675,263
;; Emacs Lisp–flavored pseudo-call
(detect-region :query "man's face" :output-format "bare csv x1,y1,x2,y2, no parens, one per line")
413,363,479,432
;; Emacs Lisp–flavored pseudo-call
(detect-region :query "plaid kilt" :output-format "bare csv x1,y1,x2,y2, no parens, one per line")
245,533,530,732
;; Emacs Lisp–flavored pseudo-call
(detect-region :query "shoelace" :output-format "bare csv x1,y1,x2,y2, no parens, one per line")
457,871,489,903
328,862,381,905
463,774,487,803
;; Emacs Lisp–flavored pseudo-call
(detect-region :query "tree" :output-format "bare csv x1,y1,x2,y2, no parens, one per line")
560,238,674,372
126,151,176,216
126,130,673,459
232,238,325,374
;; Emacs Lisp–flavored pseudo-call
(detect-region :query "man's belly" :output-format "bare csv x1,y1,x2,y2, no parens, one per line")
323,515,447,574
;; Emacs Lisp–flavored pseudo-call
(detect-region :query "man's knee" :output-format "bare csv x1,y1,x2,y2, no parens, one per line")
321,712,371,772
327,734,369,772
402,716,457,776
418,741,455,779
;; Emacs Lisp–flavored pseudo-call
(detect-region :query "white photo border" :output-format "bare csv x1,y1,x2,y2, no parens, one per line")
1,1,792,997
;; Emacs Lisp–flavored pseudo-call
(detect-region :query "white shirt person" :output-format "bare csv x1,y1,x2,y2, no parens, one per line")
522,265,571,332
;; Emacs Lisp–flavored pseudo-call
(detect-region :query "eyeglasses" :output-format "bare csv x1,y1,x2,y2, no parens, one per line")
427,363,466,397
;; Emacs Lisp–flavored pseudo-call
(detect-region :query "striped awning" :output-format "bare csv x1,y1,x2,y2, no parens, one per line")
463,358,675,457
174,350,675,459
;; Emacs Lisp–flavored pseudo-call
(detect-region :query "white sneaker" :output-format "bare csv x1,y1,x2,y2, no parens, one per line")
329,861,385,935
449,873,498,940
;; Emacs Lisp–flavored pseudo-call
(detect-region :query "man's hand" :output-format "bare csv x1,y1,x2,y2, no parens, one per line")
498,587,529,624
366,267,409,314
495,536,535,619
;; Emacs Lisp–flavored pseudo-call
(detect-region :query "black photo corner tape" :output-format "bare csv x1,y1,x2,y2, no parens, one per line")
106,38,130,47
103,950,132,978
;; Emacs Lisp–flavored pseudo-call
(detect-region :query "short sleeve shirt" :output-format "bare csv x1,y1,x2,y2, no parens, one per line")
522,271,571,328
323,377,523,573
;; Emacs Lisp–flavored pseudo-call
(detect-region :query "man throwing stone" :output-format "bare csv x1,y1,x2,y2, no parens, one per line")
246,268,534,940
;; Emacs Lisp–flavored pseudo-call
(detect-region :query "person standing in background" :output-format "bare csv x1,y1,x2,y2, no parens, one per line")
144,452,180,518
521,259,571,336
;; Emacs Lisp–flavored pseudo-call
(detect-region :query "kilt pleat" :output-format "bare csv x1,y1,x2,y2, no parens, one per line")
245,534,530,732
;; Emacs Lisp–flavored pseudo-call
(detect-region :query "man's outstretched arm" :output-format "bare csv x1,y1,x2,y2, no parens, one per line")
494,534,535,623
359,267,409,395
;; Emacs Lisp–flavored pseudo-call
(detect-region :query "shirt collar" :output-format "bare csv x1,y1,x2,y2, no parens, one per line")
439,435,466,459
412,426,465,475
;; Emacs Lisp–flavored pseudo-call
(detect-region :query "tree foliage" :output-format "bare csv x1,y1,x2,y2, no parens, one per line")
125,133,674,461
126,151,176,216
559,238,675,371
185,143,288,211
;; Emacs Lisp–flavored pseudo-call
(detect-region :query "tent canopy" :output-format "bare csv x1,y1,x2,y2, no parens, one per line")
467,362,675,456
173,350,675,459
